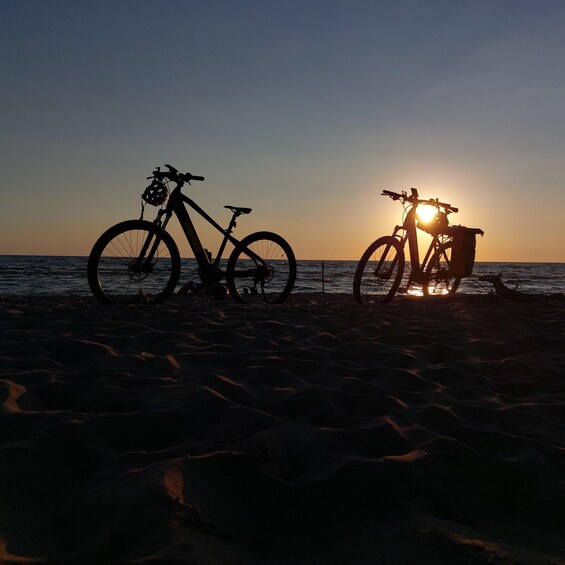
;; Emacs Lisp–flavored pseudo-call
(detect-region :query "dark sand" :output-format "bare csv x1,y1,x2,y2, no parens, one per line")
1,293,564,564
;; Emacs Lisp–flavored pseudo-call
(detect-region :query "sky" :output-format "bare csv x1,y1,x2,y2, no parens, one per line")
1,0,564,261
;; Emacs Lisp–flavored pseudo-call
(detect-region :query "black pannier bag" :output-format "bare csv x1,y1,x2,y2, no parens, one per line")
450,226,484,278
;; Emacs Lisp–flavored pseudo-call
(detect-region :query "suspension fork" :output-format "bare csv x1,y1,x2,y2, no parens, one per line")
133,212,169,270
374,227,406,277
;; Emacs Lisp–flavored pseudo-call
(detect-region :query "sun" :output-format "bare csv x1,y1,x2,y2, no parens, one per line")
416,204,437,224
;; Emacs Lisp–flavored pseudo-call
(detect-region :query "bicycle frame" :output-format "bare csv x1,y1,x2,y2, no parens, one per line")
390,200,450,287
146,184,260,284
353,186,482,304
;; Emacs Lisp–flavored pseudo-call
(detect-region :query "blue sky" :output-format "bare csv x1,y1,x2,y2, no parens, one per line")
1,0,564,260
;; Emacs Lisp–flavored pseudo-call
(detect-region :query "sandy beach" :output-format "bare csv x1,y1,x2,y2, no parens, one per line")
1,293,564,564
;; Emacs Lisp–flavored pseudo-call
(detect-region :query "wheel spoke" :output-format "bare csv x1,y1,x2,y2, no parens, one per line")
424,241,461,296
353,237,404,304
88,221,180,305
226,232,296,304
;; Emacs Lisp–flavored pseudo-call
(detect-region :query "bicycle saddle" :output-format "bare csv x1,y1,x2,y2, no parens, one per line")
225,205,252,215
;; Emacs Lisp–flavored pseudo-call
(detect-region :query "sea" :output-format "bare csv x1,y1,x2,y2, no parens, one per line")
0,256,564,297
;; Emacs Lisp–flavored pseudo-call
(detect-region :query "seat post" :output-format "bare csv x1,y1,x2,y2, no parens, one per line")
213,210,240,267
226,210,240,236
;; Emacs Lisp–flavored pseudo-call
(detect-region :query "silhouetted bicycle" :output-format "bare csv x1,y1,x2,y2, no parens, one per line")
353,188,483,303
88,164,296,304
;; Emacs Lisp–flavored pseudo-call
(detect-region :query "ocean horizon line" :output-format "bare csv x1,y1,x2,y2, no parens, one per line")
1,254,564,265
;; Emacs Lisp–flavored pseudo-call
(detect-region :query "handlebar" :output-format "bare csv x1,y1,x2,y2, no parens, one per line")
381,189,458,213
382,189,402,200
427,198,458,213
147,164,205,185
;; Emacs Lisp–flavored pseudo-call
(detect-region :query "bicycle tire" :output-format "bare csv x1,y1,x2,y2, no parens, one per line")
225,231,296,304
353,236,405,304
87,219,181,305
423,241,461,296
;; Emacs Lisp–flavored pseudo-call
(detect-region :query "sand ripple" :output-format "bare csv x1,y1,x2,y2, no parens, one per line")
1,293,564,563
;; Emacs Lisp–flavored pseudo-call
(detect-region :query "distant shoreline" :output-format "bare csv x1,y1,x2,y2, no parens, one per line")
1,254,564,264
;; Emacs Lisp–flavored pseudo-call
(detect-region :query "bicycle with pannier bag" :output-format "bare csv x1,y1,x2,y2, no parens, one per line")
353,188,483,303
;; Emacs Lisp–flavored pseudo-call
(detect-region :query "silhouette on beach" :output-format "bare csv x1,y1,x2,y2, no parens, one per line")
87,164,296,305
354,187,484,304
480,273,532,300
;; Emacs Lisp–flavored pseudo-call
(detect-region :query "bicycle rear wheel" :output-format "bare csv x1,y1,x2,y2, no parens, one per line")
423,241,461,296
87,220,181,304
353,236,405,304
226,231,296,304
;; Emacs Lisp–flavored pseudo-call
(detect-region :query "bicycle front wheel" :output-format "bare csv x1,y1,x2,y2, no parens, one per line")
353,236,405,304
423,241,461,296
226,231,296,304
87,220,181,304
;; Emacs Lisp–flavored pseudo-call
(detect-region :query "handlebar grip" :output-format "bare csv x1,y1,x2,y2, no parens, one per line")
180,172,205,182
382,190,402,201
432,199,458,213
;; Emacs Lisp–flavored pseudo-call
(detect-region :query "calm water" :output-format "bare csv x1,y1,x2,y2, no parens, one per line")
0,256,563,297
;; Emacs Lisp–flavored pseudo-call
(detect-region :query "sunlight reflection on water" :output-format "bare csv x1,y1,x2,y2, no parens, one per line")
0,257,563,296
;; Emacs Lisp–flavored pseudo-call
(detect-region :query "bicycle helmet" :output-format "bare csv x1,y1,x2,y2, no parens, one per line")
142,180,169,206
434,211,449,231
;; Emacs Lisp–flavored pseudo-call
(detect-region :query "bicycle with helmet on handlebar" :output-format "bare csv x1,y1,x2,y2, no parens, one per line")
353,187,484,303
87,164,296,304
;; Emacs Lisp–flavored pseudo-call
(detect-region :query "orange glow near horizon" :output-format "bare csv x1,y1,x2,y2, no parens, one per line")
1,4,564,265
1,202,564,263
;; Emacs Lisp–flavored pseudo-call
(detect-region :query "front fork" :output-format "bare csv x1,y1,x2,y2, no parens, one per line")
130,213,169,275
